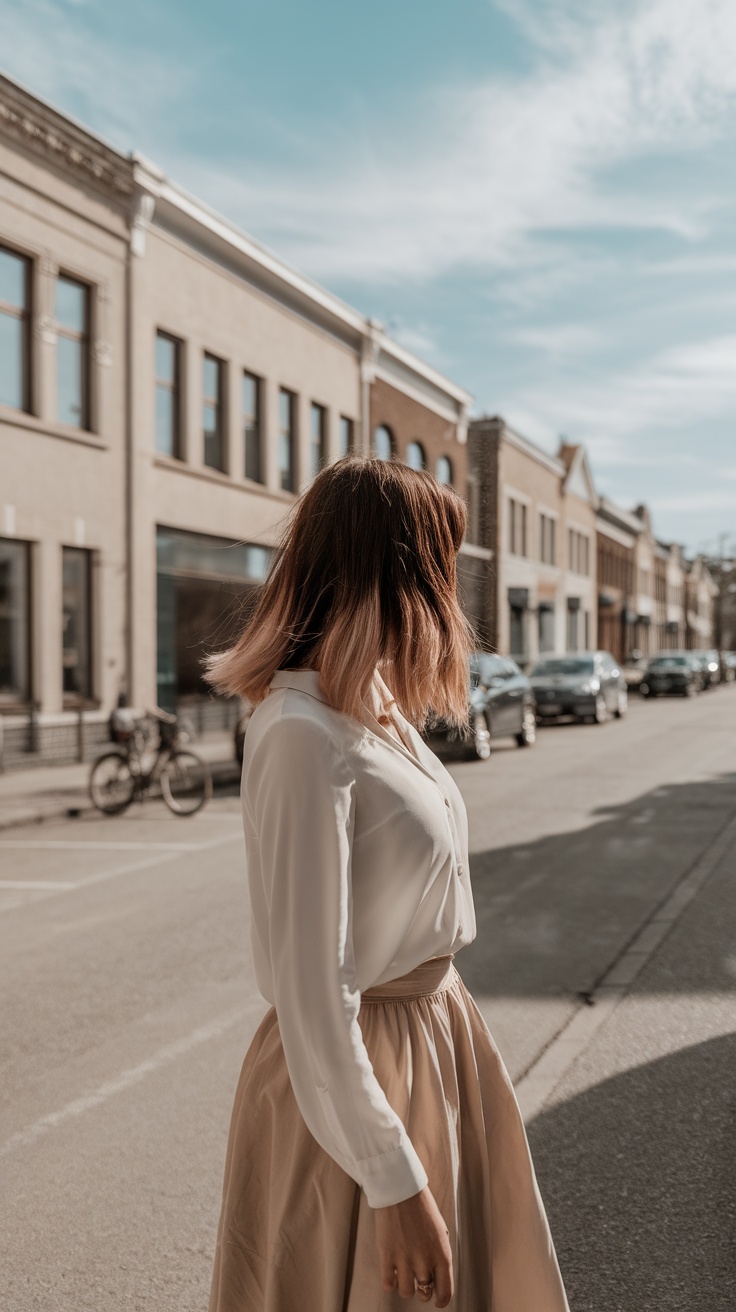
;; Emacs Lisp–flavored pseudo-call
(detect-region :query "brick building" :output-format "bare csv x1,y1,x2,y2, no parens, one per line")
466,417,598,665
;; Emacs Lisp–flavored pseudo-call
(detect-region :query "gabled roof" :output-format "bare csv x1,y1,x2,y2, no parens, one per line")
558,441,597,506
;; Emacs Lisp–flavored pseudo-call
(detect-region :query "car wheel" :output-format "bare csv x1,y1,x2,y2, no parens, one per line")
639,682,649,697
515,703,537,747
472,711,491,760
614,689,628,719
593,694,608,724
685,681,697,697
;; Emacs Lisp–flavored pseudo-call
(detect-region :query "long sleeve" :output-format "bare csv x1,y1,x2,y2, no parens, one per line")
246,711,429,1208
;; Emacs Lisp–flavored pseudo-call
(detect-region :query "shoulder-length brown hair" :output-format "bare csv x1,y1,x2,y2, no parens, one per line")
205,455,476,728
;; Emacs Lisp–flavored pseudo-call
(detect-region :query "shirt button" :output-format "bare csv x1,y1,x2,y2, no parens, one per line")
444,797,451,807
457,863,464,875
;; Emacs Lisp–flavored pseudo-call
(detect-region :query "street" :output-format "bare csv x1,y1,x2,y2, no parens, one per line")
2,688,735,1311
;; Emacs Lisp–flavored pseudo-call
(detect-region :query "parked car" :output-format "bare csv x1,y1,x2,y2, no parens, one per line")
639,653,702,697
692,649,721,688
425,652,537,760
529,651,628,724
722,651,736,683
623,650,648,690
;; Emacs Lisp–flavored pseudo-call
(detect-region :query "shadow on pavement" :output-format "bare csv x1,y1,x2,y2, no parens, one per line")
457,772,736,1000
527,1035,736,1311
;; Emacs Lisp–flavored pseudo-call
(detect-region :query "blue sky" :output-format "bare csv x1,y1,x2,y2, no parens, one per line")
2,0,736,553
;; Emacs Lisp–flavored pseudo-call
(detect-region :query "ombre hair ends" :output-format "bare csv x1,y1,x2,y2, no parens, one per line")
205,455,476,729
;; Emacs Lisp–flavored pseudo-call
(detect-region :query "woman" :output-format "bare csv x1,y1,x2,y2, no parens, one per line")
206,456,569,1311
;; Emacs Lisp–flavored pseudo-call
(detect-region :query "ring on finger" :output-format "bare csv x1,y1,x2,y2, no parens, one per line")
416,1275,434,1296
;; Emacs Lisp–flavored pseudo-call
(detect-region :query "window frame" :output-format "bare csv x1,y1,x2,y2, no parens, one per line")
278,387,296,492
372,424,394,460
56,272,91,431
61,545,94,705
435,454,453,485
0,536,32,706
155,330,182,459
0,244,32,415
203,352,227,473
338,415,354,458
243,370,263,483
310,401,327,478
405,440,426,471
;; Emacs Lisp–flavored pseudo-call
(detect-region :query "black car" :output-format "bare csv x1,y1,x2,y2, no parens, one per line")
529,651,628,723
722,651,736,683
425,653,537,760
639,653,701,697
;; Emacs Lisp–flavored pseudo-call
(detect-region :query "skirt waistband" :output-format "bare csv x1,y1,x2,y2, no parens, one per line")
360,955,456,1004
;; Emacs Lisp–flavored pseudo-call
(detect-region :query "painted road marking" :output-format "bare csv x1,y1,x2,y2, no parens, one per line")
0,1008,247,1159
516,811,736,1123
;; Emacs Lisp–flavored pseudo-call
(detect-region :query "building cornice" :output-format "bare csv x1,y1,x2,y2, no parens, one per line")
0,72,133,204
471,416,566,477
597,495,647,536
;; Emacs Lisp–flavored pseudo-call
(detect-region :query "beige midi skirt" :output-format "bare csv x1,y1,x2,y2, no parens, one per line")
208,955,570,1311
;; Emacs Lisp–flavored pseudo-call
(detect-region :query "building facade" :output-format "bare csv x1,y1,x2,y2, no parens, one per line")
0,75,470,766
467,418,598,666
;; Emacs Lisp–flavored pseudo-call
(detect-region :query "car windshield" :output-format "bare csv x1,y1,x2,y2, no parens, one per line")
469,653,506,684
531,657,594,676
649,657,689,668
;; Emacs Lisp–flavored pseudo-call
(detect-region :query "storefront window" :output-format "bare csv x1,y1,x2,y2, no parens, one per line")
0,538,31,703
62,547,92,700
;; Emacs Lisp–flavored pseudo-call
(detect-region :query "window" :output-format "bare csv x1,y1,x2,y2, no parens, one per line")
0,538,31,703
62,547,92,701
203,354,225,471
435,455,452,485
509,498,527,556
155,332,181,458
568,528,590,575
279,388,296,491
243,372,262,482
566,597,580,651
373,425,393,460
538,603,555,653
338,415,354,458
310,402,327,478
540,513,556,565
406,441,425,470
56,275,90,429
0,246,31,412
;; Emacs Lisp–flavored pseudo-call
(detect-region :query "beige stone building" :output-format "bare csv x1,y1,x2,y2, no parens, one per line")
0,74,470,766
466,418,598,665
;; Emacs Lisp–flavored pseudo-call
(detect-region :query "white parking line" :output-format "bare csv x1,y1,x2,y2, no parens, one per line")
0,880,77,890
0,832,242,910
0,1008,247,1159
0,836,240,852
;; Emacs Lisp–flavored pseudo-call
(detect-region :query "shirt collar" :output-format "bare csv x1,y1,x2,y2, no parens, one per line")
268,669,329,704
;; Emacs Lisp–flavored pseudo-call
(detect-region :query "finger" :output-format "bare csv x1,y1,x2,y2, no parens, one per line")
432,1257,453,1309
414,1273,435,1303
396,1259,416,1299
381,1264,398,1294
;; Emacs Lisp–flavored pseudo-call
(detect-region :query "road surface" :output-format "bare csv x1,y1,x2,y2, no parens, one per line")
1,687,735,1309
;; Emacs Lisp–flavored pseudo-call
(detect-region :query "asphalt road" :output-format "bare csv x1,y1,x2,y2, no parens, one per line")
1,687,735,1310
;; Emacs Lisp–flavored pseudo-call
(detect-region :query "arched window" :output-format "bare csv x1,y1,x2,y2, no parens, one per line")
373,425,394,460
406,441,426,470
435,455,452,485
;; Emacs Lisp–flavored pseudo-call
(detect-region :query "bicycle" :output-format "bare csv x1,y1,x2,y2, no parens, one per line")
89,707,212,817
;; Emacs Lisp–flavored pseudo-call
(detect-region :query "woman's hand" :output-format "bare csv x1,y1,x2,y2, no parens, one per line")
374,1184,453,1306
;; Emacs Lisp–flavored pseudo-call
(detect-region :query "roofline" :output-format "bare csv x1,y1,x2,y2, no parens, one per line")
470,415,566,477
144,169,473,409
597,495,648,535
0,71,471,412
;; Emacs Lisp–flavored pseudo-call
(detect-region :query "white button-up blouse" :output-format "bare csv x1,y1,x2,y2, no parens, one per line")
241,668,477,1208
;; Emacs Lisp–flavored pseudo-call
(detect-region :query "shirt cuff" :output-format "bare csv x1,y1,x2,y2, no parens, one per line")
352,1134,429,1209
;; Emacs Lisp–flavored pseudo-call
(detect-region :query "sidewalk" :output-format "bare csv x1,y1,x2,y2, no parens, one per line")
0,732,240,831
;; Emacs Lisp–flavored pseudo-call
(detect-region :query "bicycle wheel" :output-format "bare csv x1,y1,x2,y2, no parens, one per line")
161,750,212,816
89,751,136,815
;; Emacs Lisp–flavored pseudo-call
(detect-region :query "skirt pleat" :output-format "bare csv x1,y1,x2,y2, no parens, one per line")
209,958,569,1311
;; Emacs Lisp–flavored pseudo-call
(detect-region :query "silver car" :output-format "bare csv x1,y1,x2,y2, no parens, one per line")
530,651,628,724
